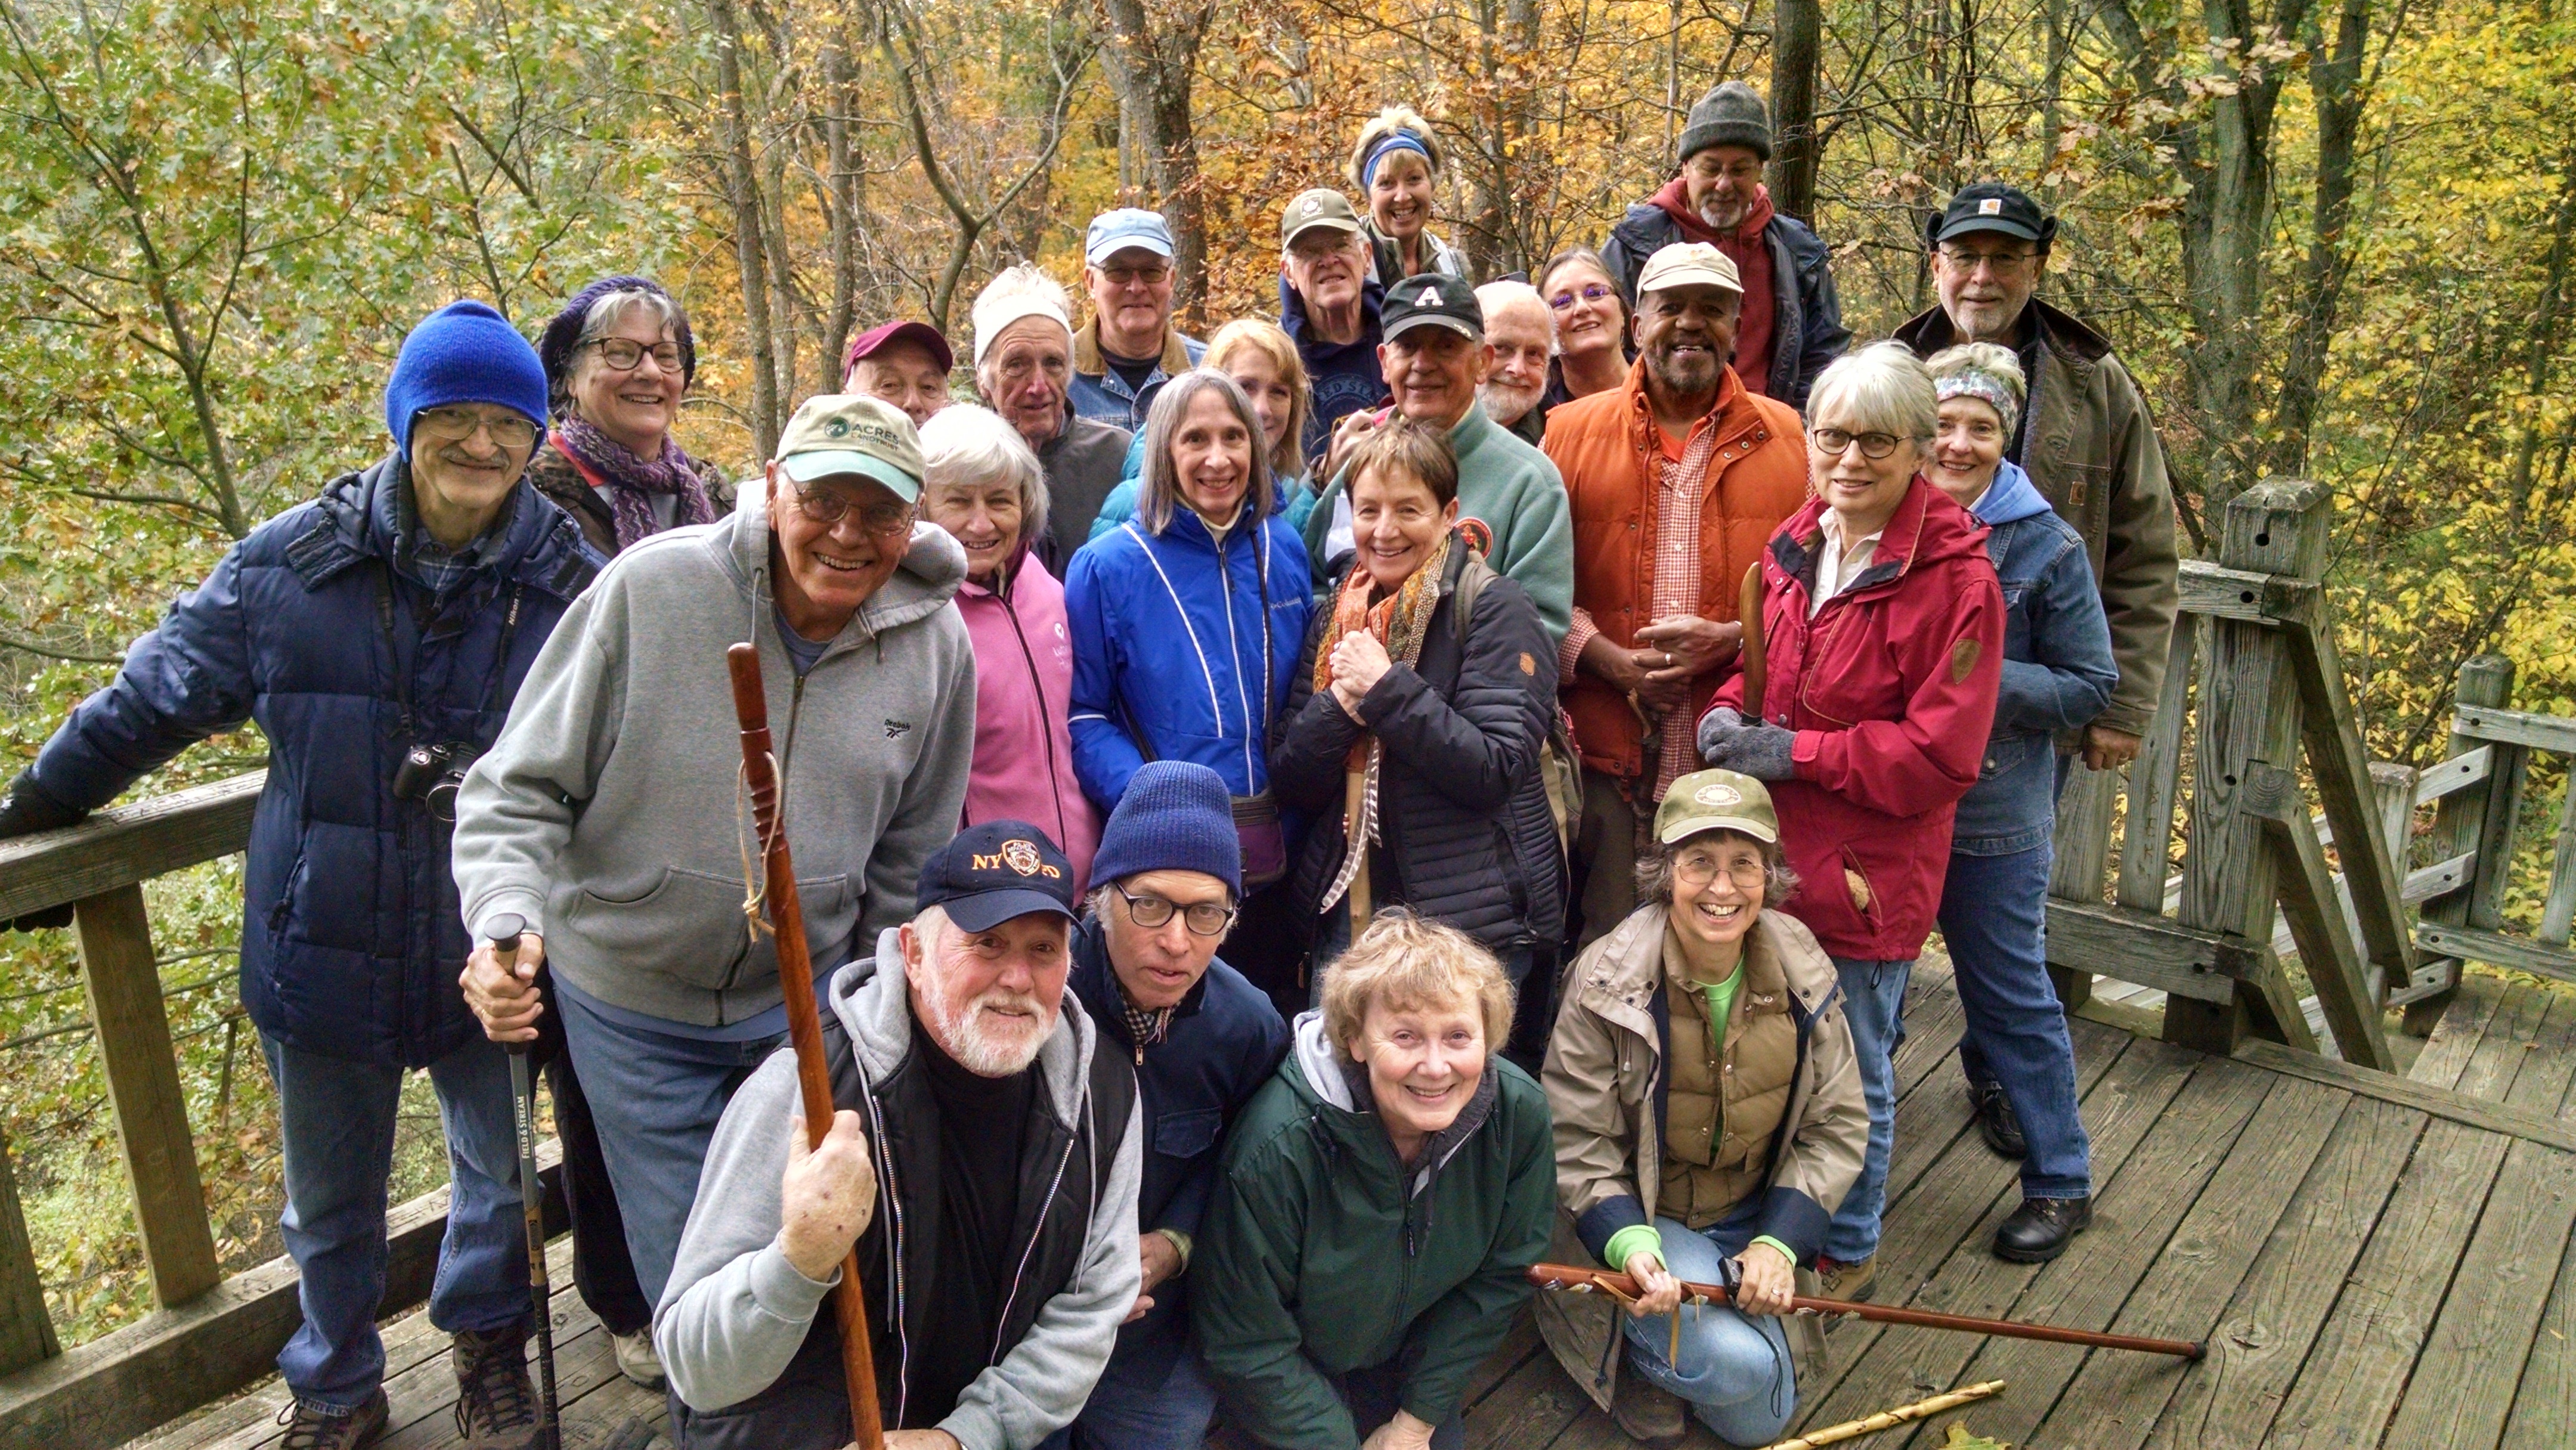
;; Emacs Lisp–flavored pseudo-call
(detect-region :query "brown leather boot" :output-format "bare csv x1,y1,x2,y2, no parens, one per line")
275,1389,388,1450
1813,1254,1877,1304
451,1324,542,1450
1612,1372,1689,1449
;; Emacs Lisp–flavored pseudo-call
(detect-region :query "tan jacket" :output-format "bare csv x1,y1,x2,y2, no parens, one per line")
1534,904,1868,1410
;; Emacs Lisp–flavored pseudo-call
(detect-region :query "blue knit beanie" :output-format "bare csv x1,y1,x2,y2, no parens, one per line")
383,300,550,451
1092,761,1243,897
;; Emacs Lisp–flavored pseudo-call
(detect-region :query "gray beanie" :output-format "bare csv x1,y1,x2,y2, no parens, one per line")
1676,82,1773,167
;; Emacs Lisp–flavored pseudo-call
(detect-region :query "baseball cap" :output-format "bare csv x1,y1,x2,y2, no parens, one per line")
843,319,954,377
1280,188,1364,247
1635,242,1744,298
915,821,1080,931
1085,208,1177,265
1654,769,1780,846
1382,273,1485,343
1928,182,2056,248
772,394,925,501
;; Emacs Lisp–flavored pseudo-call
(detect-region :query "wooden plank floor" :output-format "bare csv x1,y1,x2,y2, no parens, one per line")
129,963,2576,1450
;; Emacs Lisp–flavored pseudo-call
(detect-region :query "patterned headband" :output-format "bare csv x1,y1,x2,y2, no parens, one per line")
1936,370,2020,439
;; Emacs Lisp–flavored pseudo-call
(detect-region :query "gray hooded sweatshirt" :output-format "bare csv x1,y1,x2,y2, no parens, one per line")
451,498,977,1027
655,932,1144,1448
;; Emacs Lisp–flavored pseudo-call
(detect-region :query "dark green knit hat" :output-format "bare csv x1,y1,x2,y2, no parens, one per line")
1677,82,1773,167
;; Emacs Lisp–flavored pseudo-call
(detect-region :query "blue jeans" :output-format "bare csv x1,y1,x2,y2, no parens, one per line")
1939,845,2094,1200
556,989,783,1306
1035,1342,1220,1450
1822,956,1912,1263
1621,1210,1797,1446
262,1033,527,1408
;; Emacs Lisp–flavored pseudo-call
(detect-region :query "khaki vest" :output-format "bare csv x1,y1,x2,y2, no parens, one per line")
1657,927,1800,1228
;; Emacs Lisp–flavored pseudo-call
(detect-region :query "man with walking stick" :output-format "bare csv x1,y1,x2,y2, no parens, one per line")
658,822,1144,1449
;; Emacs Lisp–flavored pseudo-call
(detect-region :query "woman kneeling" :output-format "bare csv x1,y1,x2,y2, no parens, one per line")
1538,770,1867,1448
1198,911,1555,1450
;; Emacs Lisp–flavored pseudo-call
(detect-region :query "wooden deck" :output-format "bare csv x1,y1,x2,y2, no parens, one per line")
124,961,2576,1450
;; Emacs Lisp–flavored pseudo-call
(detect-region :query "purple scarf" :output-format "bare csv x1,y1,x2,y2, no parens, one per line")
553,416,719,550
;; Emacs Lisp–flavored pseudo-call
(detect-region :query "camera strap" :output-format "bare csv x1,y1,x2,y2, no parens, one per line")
373,560,526,743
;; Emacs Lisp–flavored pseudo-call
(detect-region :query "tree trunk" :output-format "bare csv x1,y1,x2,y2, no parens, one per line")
1096,0,1210,324
821,28,862,380
2509,148,2576,525
709,0,780,456
1770,0,1822,221
2270,0,2368,477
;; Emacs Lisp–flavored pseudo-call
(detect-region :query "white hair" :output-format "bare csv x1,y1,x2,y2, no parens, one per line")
1475,279,1558,355
920,404,1049,558
902,903,1061,1077
970,264,1075,369
1807,340,1939,443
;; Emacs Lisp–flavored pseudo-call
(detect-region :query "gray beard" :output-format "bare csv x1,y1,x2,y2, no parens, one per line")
1698,198,1752,233
922,986,1054,1076
1481,380,1543,426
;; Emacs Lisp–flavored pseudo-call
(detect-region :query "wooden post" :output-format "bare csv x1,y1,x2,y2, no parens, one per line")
2247,764,2398,1070
2408,656,2515,1033
2284,590,2419,992
2115,618,2201,912
73,884,220,1308
0,1123,58,1375
2046,763,2118,1009
2174,480,2330,1054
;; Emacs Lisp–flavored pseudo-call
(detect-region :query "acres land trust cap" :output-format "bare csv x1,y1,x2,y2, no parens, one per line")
773,393,925,500
1655,767,1781,845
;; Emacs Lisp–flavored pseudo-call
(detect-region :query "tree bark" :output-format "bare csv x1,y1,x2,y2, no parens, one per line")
1097,0,1212,325
1769,0,1822,221
709,0,781,456
820,18,862,380
2509,148,2576,524
2270,0,2368,477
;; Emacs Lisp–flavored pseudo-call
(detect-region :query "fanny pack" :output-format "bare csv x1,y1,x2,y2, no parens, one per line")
1233,791,1288,890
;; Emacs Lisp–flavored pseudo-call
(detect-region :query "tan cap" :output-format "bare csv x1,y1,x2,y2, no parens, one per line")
1280,188,1364,247
1654,769,1778,845
773,394,924,500
1635,241,1744,297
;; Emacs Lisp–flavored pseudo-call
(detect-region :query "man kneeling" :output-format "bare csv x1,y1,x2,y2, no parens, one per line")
656,823,1144,1449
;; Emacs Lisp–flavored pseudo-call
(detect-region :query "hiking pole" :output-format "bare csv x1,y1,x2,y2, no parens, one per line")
1759,1380,2006,1449
727,642,887,1450
1527,1263,2205,1361
491,914,562,1450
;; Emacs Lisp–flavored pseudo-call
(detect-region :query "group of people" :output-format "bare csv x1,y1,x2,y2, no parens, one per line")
0,82,2177,1450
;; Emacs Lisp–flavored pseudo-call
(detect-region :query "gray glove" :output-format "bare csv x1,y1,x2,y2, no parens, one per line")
1695,707,1745,763
1701,719,1797,782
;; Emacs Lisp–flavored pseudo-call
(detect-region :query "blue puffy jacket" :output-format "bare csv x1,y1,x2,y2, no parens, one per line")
23,457,597,1066
1064,501,1312,813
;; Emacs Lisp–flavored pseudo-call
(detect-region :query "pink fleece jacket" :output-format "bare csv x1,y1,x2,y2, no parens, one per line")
958,554,1103,893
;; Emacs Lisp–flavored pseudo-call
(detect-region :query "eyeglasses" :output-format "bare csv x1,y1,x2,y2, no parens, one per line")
1098,264,1171,287
1810,427,1905,460
1547,283,1615,312
1673,854,1768,890
1110,882,1237,937
414,407,540,451
790,484,915,535
1937,245,2039,274
585,337,684,371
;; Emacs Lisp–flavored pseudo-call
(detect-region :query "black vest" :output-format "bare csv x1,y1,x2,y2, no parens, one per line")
671,1000,1137,1449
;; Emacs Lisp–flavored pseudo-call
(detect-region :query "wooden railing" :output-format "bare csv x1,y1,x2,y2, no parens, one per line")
0,773,565,1448
2042,479,2413,1067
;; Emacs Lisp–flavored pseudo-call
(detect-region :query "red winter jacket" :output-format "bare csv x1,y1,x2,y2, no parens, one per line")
1712,476,2005,959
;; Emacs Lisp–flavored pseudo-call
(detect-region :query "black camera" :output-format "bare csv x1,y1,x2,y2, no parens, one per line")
393,741,481,822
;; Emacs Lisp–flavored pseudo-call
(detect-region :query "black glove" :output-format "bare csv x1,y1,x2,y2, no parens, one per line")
1,771,86,931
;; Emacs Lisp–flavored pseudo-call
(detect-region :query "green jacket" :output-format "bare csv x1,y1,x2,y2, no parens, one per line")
1197,1013,1557,1449
1302,404,1575,645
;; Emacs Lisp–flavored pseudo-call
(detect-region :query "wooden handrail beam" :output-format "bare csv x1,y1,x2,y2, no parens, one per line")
0,772,262,920
2175,559,2324,627
2413,746,2493,804
2451,704,2576,754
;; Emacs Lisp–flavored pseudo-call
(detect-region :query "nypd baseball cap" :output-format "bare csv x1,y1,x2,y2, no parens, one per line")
916,821,1079,931
773,393,925,501
1927,181,2057,249
1654,769,1780,847
1280,188,1364,247
1382,272,1485,343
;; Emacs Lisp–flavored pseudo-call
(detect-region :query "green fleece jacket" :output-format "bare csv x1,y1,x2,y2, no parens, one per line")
1303,404,1574,645
1197,1013,1555,1449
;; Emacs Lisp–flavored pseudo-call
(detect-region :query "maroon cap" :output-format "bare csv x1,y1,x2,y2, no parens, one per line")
843,320,955,377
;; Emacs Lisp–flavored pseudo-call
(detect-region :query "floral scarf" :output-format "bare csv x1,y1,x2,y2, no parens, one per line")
553,416,720,551
1315,528,1456,912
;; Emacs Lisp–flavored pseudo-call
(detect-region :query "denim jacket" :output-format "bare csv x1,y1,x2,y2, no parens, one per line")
1952,461,2118,853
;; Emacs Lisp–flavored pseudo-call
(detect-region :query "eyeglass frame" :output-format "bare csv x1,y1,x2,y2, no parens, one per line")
412,406,540,452
787,478,917,535
1107,881,1238,938
1546,282,1617,312
581,336,685,373
1809,426,1907,461
1936,243,2043,275
1670,850,1769,891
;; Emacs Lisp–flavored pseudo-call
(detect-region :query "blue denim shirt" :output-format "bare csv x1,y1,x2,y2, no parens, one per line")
1069,325,1205,432
1952,461,2119,853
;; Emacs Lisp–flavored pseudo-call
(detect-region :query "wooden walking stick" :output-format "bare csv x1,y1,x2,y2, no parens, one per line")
1758,1380,2006,1449
1738,559,1769,721
491,916,561,1450
1528,1263,2205,1360
727,642,887,1450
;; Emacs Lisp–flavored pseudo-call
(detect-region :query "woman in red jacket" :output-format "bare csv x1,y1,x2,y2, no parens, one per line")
1696,341,2004,1302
